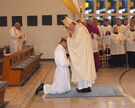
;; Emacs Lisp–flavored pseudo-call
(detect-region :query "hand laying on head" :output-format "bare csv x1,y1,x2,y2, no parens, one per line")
63,36,68,40
68,56,71,61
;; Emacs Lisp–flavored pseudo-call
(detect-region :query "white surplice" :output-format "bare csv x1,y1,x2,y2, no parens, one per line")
9,27,22,53
110,33,126,55
125,29,135,52
44,44,71,94
101,25,112,48
91,33,100,53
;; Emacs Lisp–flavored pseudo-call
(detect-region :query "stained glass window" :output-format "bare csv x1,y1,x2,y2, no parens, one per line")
107,0,116,13
85,0,94,14
119,0,128,13
96,0,105,14
130,0,135,13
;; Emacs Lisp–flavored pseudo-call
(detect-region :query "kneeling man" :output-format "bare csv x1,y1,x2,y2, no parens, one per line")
35,38,71,95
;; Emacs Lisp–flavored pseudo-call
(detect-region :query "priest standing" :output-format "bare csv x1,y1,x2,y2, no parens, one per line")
86,17,100,72
63,17,97,93
9,22,23,53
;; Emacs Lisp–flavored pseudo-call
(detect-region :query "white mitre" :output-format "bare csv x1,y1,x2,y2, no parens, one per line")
62,17,75,27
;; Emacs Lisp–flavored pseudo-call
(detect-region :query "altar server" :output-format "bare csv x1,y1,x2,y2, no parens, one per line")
110,26,126,67
125,23,135,67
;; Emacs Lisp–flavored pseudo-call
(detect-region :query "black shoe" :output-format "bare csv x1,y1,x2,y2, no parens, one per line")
76,87,91,93
84,87,91,93
35,83,44,95
76,88,84,93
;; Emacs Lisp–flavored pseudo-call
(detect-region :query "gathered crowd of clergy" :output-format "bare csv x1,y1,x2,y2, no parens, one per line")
83,16,135,69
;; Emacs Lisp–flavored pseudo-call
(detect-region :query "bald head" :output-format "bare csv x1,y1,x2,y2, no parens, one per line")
88,17,93,25
14,22,21,30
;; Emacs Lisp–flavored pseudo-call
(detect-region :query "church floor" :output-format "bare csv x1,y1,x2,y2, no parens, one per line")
3,61,135,108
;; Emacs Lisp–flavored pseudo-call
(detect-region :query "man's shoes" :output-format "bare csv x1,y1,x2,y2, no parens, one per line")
76,87,91,93
84,87,91,92
35,83,44,95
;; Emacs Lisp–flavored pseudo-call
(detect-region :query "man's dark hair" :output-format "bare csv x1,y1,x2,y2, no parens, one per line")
93,18,97,21
117,18,121,21
76,19,81,23
60,38,67,43
124,17,128,20
72,22,76,25
104,19,109,22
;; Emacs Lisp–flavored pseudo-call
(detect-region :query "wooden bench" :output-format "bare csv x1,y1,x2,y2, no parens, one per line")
2,46,42,86
0,81,8,107
0,46,10,77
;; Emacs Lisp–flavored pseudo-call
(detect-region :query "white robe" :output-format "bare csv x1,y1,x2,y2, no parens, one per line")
101,25,112,48
67,24,97,84
44,44,71,94
97,25,102,44
125,30,135,52
91,33,100,53
110,33,126,55
10,27,22,53
124,24,130,31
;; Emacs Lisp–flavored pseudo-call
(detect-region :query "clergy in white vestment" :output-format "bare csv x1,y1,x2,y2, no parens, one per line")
101,19,112,54
86,17,100,72
114,18,126,35
35,38,71,95
110,26,126,67
62,17,97,93
9,22,23,53
125,23,135,67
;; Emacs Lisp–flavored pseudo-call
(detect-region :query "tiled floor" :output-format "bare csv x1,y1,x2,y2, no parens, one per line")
3,61,135,108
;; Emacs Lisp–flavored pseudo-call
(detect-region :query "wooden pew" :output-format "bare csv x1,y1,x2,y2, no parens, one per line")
0,81,8,107
2,46,42,86
0,48,4,77
0,45,10,78
3,45,10,54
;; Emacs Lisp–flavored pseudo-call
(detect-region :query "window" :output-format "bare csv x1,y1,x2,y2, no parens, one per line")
12,16,22,26
0,16,7,27
27,16,38,26
96,0,105,14
57,15,67,25
107,0,116,13
85,0,94,14
130,0,135,13
42,15,52,25
85,0,134,25
119,0,128,13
